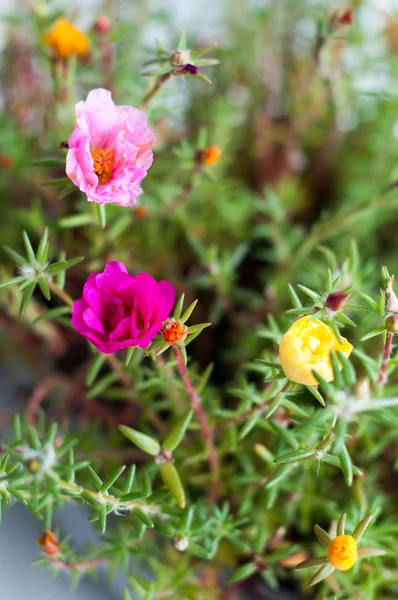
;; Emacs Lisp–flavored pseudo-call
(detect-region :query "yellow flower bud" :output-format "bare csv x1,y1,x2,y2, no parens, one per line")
327,535,358,571
43,18,89,60
279,315,353,386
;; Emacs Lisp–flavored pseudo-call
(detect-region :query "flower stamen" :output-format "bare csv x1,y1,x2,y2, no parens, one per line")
91,148,115,185
327,535,358,571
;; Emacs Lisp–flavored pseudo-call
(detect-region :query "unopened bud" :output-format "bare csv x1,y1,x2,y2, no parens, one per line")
385,314,398,333
135,205,148,219
27,458,41,474
326,291,351,312
0,154,12,169
94,14,112,34
339,9,354,26
385,276,398,313
183,63,199,75
196,145,222,167
170,50,189,66
155,449,173,464
175,536,189,551
37,530,60,556
162,319,188,345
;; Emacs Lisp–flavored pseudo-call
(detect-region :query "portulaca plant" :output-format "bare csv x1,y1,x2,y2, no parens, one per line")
0,3,397,600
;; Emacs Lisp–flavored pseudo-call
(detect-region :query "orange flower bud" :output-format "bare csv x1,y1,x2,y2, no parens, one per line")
37,530,60,556
162,319,188,345
197,145,222,166
135,206,149,219
327,535,357,571
0,154,12,169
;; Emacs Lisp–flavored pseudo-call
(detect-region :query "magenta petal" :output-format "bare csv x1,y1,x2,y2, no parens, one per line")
82,308,105,334
104,261,129,276
71,261,175,354
158,280,176,316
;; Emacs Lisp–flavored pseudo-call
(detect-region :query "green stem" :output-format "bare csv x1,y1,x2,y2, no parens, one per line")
139,73,173,110
50,473,162,513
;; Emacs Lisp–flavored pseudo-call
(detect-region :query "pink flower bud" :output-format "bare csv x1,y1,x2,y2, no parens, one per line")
94,14,112,34
385,314,398,333
326,291,351,312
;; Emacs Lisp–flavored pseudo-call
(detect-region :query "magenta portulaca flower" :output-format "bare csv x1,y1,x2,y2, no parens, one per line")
72,262,175,354
66,88,155,206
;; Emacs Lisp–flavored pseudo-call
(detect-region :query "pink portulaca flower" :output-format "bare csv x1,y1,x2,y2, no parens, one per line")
66,88,155,206
72,262,175,354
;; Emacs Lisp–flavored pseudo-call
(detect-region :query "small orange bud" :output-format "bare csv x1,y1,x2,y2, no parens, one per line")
162,319,188,345
197,145,222,167
94,14,112,35
135,206,149,219
0,154,12,169
37,530,60,556
326,291,351,312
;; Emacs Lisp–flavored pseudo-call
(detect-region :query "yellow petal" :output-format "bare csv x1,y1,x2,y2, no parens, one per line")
279,315,353,386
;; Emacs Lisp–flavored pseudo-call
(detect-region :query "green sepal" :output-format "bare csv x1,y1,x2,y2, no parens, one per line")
159,462,185,509
119,425,161,456
163,409,193,452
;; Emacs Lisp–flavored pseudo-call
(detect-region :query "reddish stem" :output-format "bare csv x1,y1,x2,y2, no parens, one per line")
377,332,393,386
172,346,220,500
51,556,109,572
26,375,65,426
168,163,203,212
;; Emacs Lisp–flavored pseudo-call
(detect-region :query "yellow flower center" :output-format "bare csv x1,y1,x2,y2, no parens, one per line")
91,149,115,185
43,18,89,60
279,315,353,386
327,535,358,571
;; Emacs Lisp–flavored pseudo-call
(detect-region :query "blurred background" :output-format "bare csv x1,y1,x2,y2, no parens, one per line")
1,0,398,598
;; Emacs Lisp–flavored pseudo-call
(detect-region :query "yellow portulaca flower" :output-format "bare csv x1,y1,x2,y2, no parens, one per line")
43,18,89,60
327,535,357,571
279,315,353,386
296,513,386,587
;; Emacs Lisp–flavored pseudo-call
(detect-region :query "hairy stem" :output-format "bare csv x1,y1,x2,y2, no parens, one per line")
50,556,109,572
377,332,393,386
168,163,203,212
172,346,220,500
140,73,173,110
